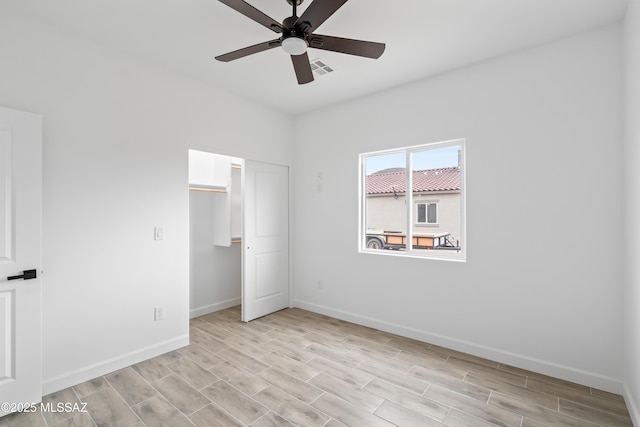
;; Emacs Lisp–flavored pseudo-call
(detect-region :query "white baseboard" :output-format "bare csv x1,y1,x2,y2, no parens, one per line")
623,383,640,427
190,297,241,319
293,299,623,394
42,335,189,396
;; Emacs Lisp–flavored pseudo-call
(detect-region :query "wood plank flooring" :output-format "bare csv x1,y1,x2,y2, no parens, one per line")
1,306,632,426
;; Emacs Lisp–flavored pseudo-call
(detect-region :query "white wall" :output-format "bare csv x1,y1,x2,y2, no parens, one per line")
624,0,640,423
0,9,292,394
189,191,241,317
293,25,624,391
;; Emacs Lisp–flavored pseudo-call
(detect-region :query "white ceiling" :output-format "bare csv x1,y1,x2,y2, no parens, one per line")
1,0,630,115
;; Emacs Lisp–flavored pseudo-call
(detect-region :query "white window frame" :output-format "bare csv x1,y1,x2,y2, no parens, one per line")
416,201,438,225
359,139,466,262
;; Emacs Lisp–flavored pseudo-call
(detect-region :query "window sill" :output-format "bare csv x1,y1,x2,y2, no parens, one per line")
359,247,466,262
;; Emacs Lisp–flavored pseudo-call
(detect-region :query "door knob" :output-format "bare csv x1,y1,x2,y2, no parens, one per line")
7,269,37,281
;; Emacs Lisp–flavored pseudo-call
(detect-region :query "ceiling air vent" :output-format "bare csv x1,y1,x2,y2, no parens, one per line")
310,59,334,76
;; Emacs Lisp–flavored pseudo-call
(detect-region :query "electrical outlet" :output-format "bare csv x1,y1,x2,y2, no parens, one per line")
317,280,324,290
154,306,164,321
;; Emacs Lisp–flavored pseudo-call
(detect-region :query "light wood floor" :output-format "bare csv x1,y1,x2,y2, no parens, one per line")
1,306,632,427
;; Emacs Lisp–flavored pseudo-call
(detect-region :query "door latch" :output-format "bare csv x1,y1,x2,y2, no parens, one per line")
7,269,37,281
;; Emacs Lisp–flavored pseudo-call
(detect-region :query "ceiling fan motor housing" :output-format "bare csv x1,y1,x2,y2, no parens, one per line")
280,15,310,55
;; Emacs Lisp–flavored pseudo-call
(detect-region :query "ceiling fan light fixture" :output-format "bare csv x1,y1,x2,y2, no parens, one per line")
281,37,308,56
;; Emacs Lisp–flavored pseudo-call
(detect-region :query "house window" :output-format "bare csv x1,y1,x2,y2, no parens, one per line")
359,139,466,261
416,202,437,225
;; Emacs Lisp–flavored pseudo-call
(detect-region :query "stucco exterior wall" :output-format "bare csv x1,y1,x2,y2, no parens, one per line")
366,191,461,244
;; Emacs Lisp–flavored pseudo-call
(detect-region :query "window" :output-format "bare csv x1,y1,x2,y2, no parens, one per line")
359,139,466,261
416,202,437,225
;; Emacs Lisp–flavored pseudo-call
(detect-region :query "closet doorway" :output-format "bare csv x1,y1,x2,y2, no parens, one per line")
188,150,289,322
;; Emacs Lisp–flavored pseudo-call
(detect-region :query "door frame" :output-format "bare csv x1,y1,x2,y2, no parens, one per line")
187,148,292,319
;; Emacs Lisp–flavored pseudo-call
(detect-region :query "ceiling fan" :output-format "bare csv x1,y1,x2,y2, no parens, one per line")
215,0,385,84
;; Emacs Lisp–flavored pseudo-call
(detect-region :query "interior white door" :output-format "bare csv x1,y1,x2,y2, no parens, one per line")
0,107,42,415
242,160,289,322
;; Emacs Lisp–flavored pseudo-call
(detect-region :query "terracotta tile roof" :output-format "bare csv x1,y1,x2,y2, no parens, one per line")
366,167,460,195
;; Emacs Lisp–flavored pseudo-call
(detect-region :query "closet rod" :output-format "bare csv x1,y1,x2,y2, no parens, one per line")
188,186,227,193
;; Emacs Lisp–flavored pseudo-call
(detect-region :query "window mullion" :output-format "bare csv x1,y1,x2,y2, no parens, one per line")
359,155,366,250
406,151,413,254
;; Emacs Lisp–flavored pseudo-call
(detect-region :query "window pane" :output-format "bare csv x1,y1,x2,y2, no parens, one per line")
364,152,406,250
410,145,461,253
417,204,426,223
427,203,437,223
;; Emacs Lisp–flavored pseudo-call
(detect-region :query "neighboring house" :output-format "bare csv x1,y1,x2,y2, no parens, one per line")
365,166,461,247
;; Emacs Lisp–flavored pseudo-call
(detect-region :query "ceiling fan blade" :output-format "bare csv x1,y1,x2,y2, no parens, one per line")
216,39,281,62
217,0,284,33
295,0,348,33
291,52,314,84
309,34,385,59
